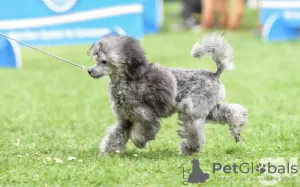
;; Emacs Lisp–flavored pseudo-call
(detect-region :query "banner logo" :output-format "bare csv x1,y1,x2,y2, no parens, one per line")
42,0,78,13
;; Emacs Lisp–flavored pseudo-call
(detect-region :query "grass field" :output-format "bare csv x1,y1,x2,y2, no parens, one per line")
1,3,300,187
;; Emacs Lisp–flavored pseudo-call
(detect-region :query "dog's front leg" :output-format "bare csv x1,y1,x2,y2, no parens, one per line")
99,120,132,155
130,118,160,149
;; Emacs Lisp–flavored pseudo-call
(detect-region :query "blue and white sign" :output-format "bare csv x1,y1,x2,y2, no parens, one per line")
142,0,163,34
0,0,144,46
260,1,300,24
260,0,300,41
0,37,22,68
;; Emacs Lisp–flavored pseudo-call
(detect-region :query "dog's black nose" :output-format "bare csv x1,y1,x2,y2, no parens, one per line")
88,68,92,75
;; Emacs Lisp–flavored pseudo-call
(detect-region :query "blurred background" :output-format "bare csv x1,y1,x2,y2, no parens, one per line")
0,0,297,67
0,1,300,186
0,0,298,61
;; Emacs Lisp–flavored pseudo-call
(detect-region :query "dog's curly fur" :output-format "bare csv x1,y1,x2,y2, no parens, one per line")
87,32,248,156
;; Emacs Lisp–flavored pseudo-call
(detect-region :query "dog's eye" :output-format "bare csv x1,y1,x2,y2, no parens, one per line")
101,60,108,64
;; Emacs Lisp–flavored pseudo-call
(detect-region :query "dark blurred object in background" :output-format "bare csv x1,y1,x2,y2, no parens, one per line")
180,0,202,26
170,0,202,31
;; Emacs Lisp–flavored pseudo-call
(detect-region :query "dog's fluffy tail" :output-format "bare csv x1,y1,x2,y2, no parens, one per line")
190,32,234,76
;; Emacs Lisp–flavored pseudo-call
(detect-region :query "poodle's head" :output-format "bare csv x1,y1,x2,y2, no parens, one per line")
87,34,148,80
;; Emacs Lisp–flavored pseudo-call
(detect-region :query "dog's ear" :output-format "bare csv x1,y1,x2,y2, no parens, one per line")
125,57,148,80
121,37,148,80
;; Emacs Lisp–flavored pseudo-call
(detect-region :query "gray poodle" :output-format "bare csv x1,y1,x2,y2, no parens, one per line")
87,32,248,156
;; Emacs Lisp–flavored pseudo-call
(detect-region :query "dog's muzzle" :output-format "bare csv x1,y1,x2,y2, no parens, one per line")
87,68,104,79
87,68,93,75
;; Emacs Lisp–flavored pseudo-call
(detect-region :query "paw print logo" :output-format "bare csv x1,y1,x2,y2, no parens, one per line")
256,163,266,173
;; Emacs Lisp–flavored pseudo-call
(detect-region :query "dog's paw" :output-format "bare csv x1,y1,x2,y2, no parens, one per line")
179,141,199,156
132,140,148,149
229,126,243,143
234,132,241,142
226,104,248,141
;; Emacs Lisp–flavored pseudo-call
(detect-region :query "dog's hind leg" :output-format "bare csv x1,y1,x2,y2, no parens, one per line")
130,119,160,149
177,112,206,156
99,121,132,155
207,103,248,142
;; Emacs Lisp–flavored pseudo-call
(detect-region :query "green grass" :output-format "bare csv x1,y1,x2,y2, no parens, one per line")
1,3,300,187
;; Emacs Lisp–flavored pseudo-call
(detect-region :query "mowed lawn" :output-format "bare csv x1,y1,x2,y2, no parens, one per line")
1,3,300,187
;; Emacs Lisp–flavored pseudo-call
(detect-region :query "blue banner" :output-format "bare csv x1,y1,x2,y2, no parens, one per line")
260,0,300,41
0,0,144,46
142,0,163,34
260,0,300,24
